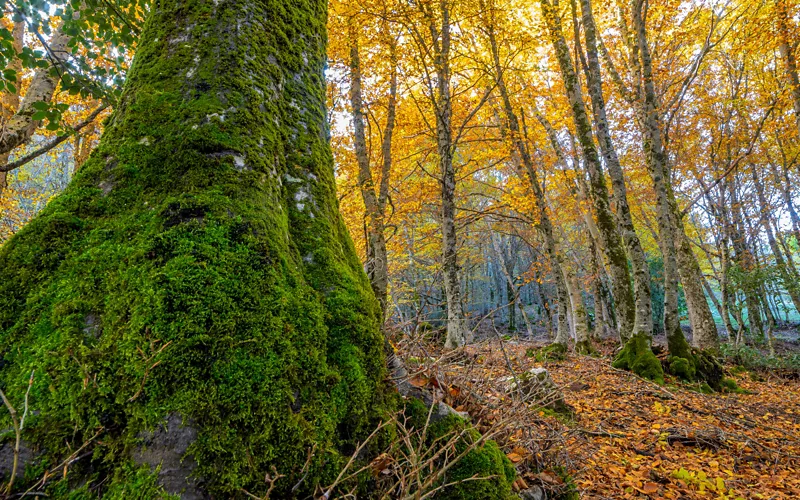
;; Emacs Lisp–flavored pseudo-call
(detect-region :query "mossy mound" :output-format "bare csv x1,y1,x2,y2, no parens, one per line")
612,333,665,384
0,0,390,496
403,399,516,499
664,333,724,390
528,342,567,362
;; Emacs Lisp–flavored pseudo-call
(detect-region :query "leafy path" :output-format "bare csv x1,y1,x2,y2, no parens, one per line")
423,338,800,499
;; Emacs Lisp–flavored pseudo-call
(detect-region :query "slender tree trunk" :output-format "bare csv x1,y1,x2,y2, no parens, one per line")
727,175,764,337
564,263,593,352
430,1,469,349
348,21,390,314
484,15,570,347
540,0,636,342
631,0,699,382
0,21,24,194
578,0,653,340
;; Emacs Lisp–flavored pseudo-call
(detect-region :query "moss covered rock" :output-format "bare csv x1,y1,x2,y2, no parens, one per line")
403,399,516,499
0,0,389,496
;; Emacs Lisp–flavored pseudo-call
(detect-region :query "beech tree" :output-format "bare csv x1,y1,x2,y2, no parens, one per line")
0,0,390,496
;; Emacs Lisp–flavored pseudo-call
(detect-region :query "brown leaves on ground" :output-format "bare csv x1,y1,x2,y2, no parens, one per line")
399,337,800,499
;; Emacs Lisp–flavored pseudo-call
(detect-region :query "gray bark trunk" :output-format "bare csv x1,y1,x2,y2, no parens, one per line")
348,22,390,314
430,1,469,349
0,22,25,193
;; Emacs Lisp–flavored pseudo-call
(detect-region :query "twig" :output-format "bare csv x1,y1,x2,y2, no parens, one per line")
0,370,35,495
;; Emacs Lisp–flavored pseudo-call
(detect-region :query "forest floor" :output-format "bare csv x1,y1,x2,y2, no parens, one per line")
397,332,800,499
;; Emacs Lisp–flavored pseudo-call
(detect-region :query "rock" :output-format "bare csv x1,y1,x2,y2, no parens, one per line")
133,413,208,499
507,368,574,415
0,440,36,481
433,402,470,422
518,485,546,500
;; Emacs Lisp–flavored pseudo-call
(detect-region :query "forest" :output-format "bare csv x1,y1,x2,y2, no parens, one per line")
0,0,799,497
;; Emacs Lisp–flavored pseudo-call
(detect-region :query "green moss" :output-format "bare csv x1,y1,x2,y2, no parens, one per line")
0,0,390,497
667,356,696,381
719,377,747,394
402,399,516,499
530,342,567,362
575,339,599,356
664,343,724,390
612,333,665,384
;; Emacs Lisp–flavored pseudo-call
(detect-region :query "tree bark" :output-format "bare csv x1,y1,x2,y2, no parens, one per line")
0,18,73,158
485,10,570,346
540,0,636,342
427,0,470,349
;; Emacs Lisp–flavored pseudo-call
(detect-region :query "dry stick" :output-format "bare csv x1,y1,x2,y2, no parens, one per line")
22,428,104,497
322,420,392,498
241,466,285,500
0,370,34,495
127,340,172,402
490,319,523,402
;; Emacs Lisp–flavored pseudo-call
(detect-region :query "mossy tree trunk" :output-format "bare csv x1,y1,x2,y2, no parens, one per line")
578,0,653,342
0,0,388,496
540,0,636,343
631,0,721,385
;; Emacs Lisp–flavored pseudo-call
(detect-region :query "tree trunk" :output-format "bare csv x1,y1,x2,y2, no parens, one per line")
727,175,764,338
0,21,24,193
0,17,74,158
631,0,706,383
776,0,800,134
0,1,388,496
485,15,570,347
429,0,470,349
348,21,390,314
673,212,719,351
540,0,636,343
578,0,653,341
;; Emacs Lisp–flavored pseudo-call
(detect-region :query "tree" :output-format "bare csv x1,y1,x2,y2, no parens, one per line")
0,0,389,496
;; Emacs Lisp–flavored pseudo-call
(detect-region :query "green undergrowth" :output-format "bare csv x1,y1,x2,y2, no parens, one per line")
403,398,516,499
575,339,599,357
527,342,567,362
552,466,580,500
721,343,800,376
612,333,665,384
